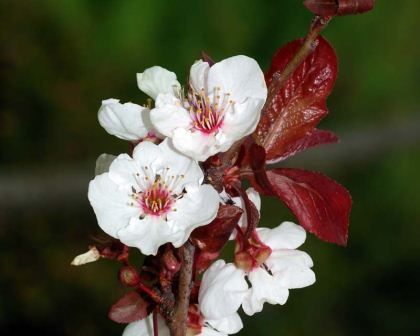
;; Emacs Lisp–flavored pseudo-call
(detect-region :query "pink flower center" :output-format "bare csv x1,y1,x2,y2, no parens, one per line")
188,87,233,134
130,168,185,218
139,182,174,216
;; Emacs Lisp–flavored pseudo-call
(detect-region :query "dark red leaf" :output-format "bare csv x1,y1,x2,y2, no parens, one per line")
267,129,339,163
108,291,149,324
304,0,338,16
267,168,351,246
191,204,243,273
304,0,375,16
255,36,338,162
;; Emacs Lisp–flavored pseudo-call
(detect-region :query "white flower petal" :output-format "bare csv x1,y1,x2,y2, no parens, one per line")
137,66,180,100
206,313,243,334
70,247,100,266
257,222,307,250
123,314,170,336
189,60,210,93
98,99,152,141
207,55,267,103
267,250,316,289
156,138,204,193
151,93,192,137
171,128,230,162
199,260,248,320
88,173,138,238
242,267,289,316
106,153,144,190
95,153,116,176
167,184,220,247
200,326,226,336
131,139,166,174
118,216,185,256
221,97,265,141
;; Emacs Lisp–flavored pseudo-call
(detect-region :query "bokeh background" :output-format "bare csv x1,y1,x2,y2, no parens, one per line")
1,0,419,335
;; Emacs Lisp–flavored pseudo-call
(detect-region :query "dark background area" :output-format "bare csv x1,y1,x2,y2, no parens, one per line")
1,1,419,335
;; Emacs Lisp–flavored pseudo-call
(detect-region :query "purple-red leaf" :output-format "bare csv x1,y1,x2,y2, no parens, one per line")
191,204,243,273
266,168,351,246
255,36,338,162
108,291,149,324
304,0,375,16
267,129,339,163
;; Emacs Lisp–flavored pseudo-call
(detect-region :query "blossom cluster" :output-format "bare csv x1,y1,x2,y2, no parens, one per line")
82,56,316,335
71,1,379,334
72,26,358,336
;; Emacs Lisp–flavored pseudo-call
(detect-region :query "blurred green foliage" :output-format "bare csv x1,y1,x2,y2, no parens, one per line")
1,1,419,335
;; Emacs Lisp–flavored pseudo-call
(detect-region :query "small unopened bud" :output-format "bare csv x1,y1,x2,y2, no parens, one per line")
71,246,100,266
118,266,141,287
162,248,181,273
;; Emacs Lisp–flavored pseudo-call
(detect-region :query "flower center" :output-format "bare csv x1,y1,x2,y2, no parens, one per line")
140,181,173,216
187,87,233,134
130,167,186,218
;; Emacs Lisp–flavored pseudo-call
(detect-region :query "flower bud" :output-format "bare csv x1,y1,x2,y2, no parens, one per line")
304,0,375,17
162,248,181,273
118,266,141,287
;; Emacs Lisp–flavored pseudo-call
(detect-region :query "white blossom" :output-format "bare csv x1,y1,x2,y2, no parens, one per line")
122,260,246,336
150,56,267,161
196,260,247,335
98,99,158,142
88,139,219,255
242,222,316,315
123,314,169,336
137,66,181,100
199,260,248,319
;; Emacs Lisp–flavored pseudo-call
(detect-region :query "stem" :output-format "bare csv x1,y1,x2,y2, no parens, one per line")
168,241,195,336
261,15,331,148
153,310,159,336
136,281,163,304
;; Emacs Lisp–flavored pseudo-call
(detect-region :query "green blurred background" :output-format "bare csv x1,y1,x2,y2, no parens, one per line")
1,0,419,335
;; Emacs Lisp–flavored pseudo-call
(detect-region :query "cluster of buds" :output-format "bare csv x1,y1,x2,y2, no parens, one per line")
72,2,374,335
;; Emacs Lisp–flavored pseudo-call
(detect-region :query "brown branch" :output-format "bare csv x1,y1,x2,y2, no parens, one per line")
167,241,195,336
260,15,331,149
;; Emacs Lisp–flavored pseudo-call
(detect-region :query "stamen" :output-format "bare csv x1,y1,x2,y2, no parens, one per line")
186,85,232,134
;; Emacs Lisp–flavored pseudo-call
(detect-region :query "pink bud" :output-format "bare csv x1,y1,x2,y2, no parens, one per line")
119,266,141,287
162,248,181,273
